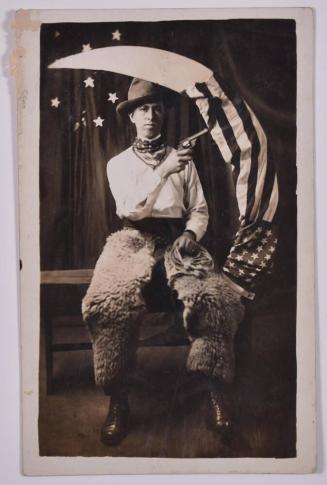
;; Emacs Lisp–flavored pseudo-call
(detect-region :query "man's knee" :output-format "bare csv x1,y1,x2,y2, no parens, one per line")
82,271,148,330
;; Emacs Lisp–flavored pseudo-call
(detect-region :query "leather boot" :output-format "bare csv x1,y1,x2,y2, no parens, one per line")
202,376,232,436
206,387,231,431
101,388,130,446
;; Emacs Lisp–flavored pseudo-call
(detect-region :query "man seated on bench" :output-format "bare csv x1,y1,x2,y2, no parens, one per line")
82,77,247,446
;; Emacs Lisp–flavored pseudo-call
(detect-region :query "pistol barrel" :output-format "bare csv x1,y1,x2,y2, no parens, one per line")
180,128,209,148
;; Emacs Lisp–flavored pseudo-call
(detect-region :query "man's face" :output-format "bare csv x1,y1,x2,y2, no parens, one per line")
129,101,165,139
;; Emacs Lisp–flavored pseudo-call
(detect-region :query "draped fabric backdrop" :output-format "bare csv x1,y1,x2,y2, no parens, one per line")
40,20,296,296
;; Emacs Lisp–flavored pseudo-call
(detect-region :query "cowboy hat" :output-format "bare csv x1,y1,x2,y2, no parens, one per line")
116,77,177,115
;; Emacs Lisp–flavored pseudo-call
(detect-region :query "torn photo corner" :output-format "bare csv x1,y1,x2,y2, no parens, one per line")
14,7,316,476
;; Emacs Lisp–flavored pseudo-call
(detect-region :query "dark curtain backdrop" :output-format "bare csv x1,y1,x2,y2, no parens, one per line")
40,20,296,293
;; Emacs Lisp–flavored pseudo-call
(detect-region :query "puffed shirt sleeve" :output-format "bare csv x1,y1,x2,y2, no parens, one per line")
183,161,209,241
107,158,167,221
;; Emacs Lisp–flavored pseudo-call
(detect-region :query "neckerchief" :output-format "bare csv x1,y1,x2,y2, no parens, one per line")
133,135,167,168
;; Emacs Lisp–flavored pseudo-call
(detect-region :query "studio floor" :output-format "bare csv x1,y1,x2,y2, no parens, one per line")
38,289,296,458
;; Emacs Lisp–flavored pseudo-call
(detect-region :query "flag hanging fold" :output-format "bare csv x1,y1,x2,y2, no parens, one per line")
184,73,279,298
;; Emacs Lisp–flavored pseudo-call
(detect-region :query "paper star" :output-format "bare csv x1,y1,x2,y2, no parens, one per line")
93,116,104,127
73,122,80,131
229,262,235,268
83,77,95,88
264,254,272,261
236,255,243,261
82,43,92,52
50,97,61,108
239,269,245,275
268,246,276,253
266,230,273,236
108,92,119,103
257,245,263,252
251,253,259,260
112,29,122,41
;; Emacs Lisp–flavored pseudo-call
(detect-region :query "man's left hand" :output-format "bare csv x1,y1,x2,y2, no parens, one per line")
173,231,198,256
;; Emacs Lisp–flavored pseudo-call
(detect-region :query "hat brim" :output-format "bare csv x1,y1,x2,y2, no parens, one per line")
116,91,178,115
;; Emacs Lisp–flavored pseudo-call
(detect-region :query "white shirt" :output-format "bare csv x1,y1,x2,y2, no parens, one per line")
107,145,209,241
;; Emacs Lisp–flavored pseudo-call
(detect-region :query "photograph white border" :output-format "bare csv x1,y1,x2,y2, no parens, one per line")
14,7,315,476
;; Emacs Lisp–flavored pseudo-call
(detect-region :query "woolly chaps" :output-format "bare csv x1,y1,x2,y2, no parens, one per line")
82,228,245,388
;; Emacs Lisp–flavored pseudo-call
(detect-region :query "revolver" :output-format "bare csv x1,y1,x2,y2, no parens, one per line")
179,127,209,149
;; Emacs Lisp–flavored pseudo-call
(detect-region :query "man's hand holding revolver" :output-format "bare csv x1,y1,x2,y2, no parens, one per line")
160,145,194,179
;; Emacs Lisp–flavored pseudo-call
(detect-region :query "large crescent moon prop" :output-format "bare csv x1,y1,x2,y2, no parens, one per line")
48,45,213,93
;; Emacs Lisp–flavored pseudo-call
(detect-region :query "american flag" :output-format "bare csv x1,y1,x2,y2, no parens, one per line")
185,73,279,297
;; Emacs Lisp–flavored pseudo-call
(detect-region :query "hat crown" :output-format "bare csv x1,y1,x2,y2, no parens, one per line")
127,78,165,102
116,77,176,115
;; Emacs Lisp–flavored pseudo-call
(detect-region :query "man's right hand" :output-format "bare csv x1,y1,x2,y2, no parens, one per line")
160,146,193,179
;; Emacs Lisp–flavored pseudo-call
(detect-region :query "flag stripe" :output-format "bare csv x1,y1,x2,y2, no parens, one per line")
257,148,277,221
185,84,233,161
263,174,279,222
244,102,268,221
194,82,241,174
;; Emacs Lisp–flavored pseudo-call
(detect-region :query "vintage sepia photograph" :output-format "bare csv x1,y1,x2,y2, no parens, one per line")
15,8,315,475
